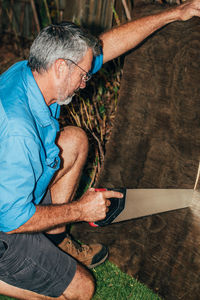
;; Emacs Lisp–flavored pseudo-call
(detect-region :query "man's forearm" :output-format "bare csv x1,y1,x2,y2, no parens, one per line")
8,202,82,234
7,189,124,234
100,1,200,63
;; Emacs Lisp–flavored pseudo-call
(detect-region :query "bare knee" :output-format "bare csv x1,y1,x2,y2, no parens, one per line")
58,126,89,158
50,126,89,197
63,263,95,300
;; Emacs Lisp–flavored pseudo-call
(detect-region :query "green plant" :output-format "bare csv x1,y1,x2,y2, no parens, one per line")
60,60,123,186
92,261,162,300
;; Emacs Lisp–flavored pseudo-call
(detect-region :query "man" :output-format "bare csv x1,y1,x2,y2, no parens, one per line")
0,1,200,299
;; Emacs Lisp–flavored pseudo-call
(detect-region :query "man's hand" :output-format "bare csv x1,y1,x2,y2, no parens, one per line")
178,0,200,21
77,188,123,222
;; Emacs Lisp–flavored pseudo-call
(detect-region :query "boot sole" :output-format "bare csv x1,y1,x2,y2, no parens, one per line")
87,252,109,269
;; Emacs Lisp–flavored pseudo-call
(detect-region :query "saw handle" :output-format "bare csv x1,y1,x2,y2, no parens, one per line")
89,188,126,227
89,188,107,227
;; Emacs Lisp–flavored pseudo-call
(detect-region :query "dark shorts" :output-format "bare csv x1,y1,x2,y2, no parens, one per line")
0,191,77,297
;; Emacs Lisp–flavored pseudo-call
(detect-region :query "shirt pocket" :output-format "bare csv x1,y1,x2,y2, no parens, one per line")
43,152,60,184
46,155,60,172
42,153,60,188
9,257,50,292
0,239,8,261
34,153,60,202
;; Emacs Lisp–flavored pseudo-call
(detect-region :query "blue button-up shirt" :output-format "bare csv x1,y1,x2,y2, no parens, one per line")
0,54,103,232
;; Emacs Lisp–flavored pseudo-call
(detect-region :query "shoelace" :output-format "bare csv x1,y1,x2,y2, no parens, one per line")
66,235,90,254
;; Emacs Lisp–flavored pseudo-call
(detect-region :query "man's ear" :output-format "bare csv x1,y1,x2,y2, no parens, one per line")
54,59,69,79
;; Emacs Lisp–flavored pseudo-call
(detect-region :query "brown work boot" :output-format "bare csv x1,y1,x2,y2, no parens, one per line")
58,234,108,268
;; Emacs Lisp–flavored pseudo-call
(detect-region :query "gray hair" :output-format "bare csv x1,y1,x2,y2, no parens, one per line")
28,22,101,73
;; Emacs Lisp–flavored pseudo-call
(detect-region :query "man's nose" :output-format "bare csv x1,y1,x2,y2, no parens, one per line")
80,81,86,89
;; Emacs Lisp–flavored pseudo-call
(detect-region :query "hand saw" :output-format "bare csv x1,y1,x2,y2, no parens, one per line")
89,188,194,227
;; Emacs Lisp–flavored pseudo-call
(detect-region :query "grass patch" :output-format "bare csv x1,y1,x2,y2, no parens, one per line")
92,260,162,300
0,261,162,300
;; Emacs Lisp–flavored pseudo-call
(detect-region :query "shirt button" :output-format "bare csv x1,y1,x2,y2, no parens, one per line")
52,158,59,169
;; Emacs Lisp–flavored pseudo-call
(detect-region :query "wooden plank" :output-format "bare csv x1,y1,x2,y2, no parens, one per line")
63,0,77,22
101,0,115,30
30,0,40,33
88,0,95,25
63,0,114,31
0,0,2,34
19,1,26,34
1,0,38,39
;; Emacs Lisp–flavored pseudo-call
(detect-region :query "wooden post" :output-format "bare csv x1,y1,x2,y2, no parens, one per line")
19,1,26,34
43,0,52,25
63,0,115,31
122,0,131,21
0,0,2,35
63,0,78,22
30,0,40,32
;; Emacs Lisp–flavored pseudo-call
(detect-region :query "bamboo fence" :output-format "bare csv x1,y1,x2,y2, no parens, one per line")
0,0,134,38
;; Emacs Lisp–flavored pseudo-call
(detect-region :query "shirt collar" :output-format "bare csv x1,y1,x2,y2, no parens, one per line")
22,61,54,127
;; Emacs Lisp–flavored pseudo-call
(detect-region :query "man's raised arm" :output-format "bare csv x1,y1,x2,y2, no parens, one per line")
100,0,200,64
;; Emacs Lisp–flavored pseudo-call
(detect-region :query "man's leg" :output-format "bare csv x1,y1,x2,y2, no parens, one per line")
0,263,94,300
45,126,108,268
49,125,89,235
0,231,94,300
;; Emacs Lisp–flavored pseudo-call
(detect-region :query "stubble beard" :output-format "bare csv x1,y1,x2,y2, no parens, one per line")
56,75,75,106
56,94,74,106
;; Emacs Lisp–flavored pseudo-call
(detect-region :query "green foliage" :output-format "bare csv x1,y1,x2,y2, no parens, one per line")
37,0,49,28
35,0,59,28
60,59,123,186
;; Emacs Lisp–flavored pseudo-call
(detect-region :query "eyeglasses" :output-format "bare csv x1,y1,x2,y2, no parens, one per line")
64,58,92,82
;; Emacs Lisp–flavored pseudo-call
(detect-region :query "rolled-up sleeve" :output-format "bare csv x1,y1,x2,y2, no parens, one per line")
0,136,42,232
91,52,103,74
